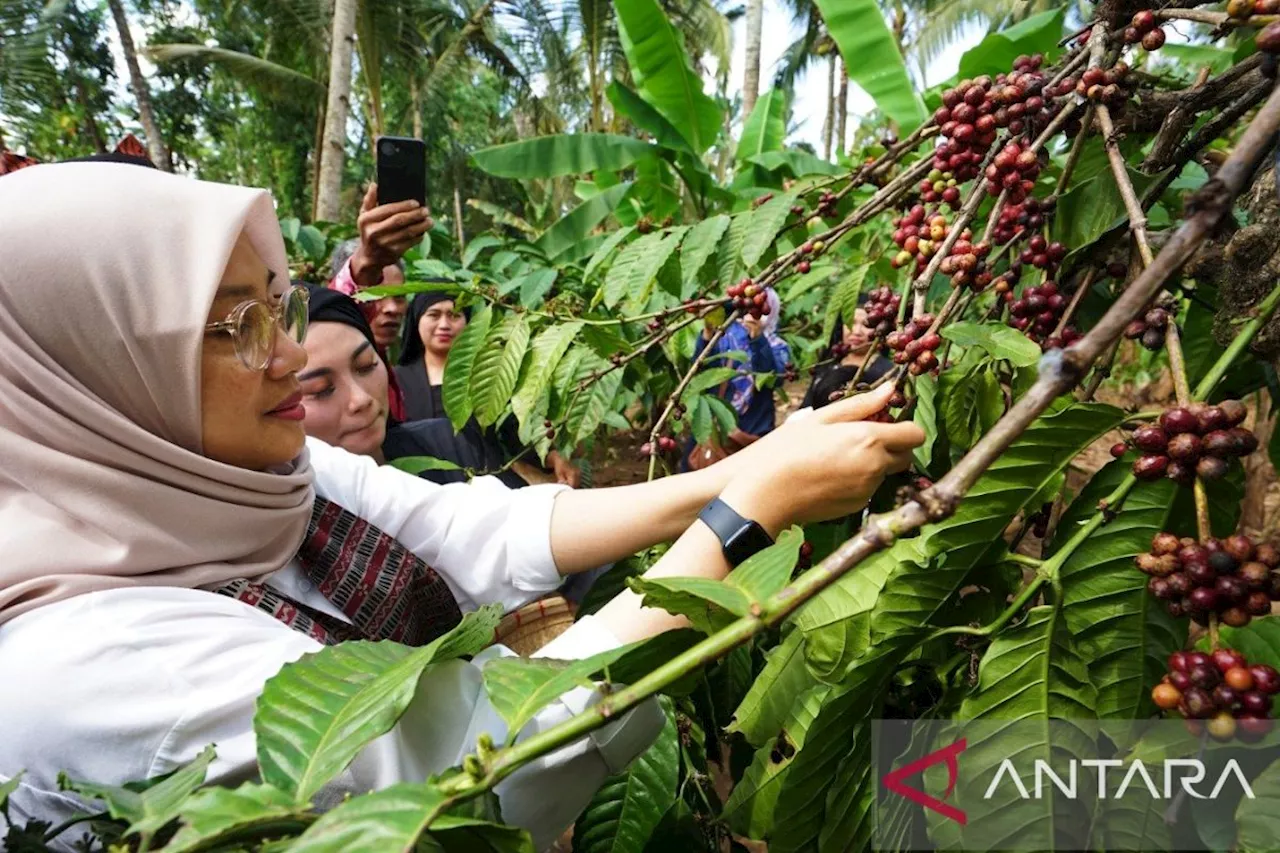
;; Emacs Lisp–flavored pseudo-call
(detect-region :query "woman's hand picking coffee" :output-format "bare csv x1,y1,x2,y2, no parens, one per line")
718,384,924,532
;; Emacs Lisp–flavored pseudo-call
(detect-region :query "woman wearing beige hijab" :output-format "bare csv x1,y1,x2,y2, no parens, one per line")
0,162,923,849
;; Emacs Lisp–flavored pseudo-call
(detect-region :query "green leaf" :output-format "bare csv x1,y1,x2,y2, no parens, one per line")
706,395,739,440
59,746,215,839
831,268,869,331
630,530,803,634
679,215,731,297
872,403,1126,642
736,88,789,162
747,151,844,177
940,322,1042,367
512,322,583,424
472,135,655,179
913,375,939,471
629,575,748,634
727,630,820,748
536,183,634,261
957,8,1065,80
1238,757,1280,851
387,455,463,475
1053,169,1157,255
462,235,504,269
482,647,631,745
255,607,501,804
614,0,724,155
289,782,534,853
574,706,679,853
279,217,301,243
604,231,665,309
770,635,921,852
1212,616,1280,671
606,83,696,155
584,227,637,284
297,225,327,262
717,213,753,290
742,193,799,270
785,260,837,301
442,305,492,432
163,783,302,853
724,682,830,840
939,605,1097,851
680,367,738,401
813,0,926,131
1159,43,1238,76
0,772,21,813
564,356,624,444
470,315,531,427
1058,462,1186,719
939,362,987,451
622,228,688,310
513,268,557,308
728,527,805,601
146,44,325,100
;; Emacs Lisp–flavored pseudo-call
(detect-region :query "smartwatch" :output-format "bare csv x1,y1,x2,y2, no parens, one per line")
697,497,774,567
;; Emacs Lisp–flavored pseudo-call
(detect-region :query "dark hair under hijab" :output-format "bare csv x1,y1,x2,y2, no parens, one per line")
398,287,465,366
304,283,378,349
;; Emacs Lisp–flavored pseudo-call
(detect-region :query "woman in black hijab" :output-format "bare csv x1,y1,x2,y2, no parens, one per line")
301,285,526,488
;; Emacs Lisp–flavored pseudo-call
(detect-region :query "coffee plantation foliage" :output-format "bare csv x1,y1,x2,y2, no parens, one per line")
10,0,1280,850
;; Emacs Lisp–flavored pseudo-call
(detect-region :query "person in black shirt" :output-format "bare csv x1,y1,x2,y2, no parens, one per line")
802,296,894,410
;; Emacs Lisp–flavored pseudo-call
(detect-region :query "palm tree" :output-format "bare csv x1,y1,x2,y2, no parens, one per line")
103,0,170,170
742,0,764,117
316,0,358,221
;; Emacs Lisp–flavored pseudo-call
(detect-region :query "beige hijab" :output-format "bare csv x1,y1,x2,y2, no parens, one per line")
0,162,314,624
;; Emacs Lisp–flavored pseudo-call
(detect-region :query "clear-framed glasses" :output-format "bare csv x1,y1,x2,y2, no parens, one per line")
205,285,309,371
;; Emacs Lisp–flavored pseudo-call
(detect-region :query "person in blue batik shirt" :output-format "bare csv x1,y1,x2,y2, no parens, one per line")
685,287,792,470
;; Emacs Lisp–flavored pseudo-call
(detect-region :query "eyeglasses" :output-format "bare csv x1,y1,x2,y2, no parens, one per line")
205,285,309,371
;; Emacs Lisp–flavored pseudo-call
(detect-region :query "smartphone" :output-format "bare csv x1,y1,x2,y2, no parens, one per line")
376,136,427,207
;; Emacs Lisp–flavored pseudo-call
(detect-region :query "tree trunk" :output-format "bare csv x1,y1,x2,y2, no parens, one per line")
742,0,764,119
453,184,466,255
588,52,602,131
310,102,326,222
316,0,358,222
822,55,836,160
411,76,423,139
836,60,850,159
105,0,171,170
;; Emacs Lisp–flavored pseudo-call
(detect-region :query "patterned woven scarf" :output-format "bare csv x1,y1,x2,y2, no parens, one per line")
214,497,463,647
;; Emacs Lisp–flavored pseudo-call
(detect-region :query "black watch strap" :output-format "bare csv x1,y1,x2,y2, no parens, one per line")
698,497,774,568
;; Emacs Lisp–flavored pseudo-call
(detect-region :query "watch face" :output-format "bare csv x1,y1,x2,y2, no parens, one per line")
725,522,773,566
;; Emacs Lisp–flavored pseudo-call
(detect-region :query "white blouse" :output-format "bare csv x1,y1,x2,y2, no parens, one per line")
0,438,664,851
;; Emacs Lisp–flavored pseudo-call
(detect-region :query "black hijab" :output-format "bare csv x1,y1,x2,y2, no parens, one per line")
398,286,464,366
305,283,377,349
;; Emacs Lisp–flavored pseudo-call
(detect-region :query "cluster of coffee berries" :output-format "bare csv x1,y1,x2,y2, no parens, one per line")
863,286,902,337
798,239,827,268
1130,401,1257,484
886,314,942,376
751,192,775,208
542,419,556,440
932,81,1000,181
1025,502,1053,539
1155,650,1278,739
895,475,936,508
1123,297,1178,351
1070,63,1134,110
1231,0,1280,18
986,54,1057,135
725,278,772,318
891,206,950,273
1006,281,1079,345
640,435,679,457
1154,649,1278,740
814,190,839,218
1140,532,1280,626
919,169,963,209
991,196,1054,245
796,540,815,571
1123,10,1166,51
1017,233,1068,275
985,140,1043,203
938,233,995,291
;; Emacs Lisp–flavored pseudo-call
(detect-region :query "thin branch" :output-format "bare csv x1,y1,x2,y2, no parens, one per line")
1052,267,1097,338
1097,102,1156,267
1055,104,1095,197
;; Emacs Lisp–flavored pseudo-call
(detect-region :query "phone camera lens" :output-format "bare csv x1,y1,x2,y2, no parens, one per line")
380,140,397,157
